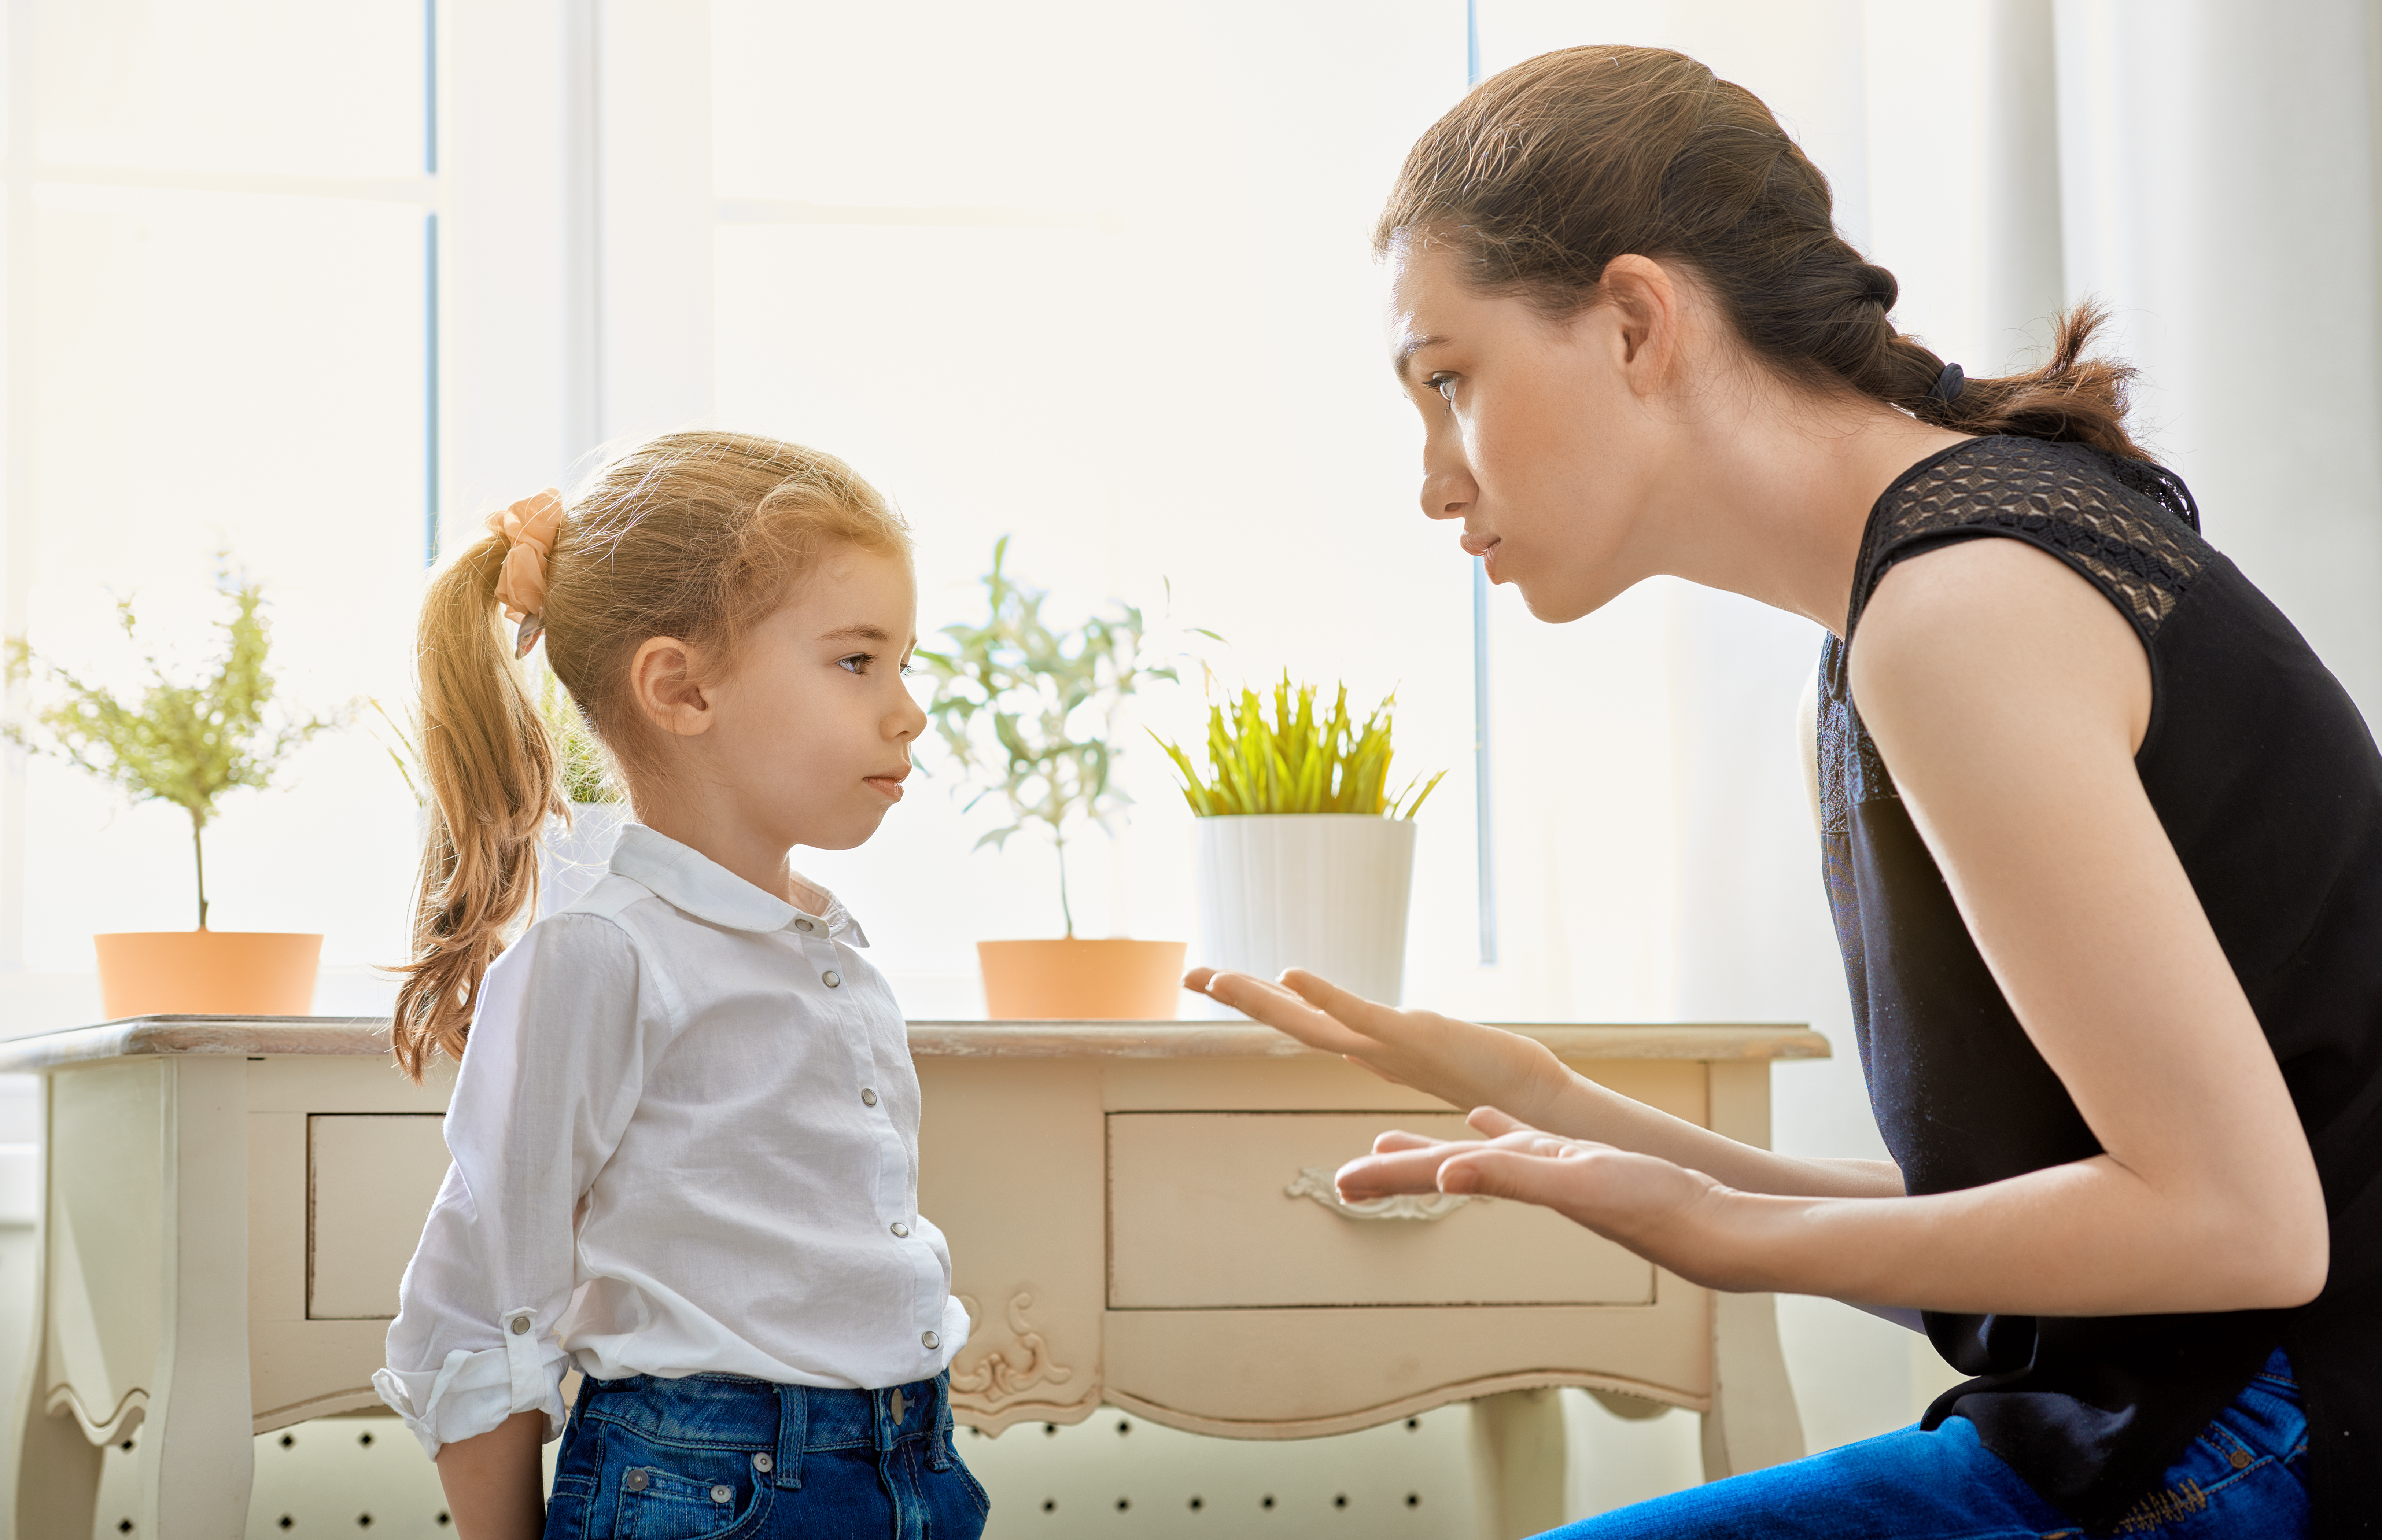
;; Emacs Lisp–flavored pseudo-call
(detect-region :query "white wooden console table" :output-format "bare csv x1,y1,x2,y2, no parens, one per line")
0,1015,1826,1539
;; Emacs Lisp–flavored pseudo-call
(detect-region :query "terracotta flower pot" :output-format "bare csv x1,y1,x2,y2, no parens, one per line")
92,931,323,1019
976,939,1188,1021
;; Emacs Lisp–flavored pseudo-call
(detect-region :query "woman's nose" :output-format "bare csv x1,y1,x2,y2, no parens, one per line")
1420,466,1472,522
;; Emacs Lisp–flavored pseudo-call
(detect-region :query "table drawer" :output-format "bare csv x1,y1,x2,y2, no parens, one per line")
1106,1112,1653,1309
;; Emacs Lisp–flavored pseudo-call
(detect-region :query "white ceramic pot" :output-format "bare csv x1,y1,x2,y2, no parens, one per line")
539,801,629,919
1193,814,1418,1007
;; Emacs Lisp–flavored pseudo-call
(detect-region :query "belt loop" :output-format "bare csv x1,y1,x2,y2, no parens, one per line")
928,1372,957,1472
773,1382,806,1489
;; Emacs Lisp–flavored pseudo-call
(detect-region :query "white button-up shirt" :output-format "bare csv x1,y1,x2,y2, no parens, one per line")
374,823,968,1457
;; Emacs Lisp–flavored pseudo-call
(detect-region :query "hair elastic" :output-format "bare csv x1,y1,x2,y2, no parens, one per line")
1929,363,1966,404
486,489,565,658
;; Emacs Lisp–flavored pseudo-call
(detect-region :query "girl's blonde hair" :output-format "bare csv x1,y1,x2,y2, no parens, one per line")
392,430,910,1080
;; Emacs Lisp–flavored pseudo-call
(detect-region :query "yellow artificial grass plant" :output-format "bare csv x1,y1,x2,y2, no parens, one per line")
1155,676,1444,819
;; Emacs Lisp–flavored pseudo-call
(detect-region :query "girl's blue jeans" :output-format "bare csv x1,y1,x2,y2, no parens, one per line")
542,1368,989,1540
1545,1349,2307,1539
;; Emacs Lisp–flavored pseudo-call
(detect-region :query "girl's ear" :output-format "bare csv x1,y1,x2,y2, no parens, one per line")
629,636,716,738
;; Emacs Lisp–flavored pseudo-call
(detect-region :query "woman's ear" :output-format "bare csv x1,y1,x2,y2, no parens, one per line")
1594,254,1683,395
628,636,716,738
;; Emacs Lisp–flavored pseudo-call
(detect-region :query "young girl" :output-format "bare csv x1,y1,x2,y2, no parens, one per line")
1192,45,2378,1540
372,431,986,1540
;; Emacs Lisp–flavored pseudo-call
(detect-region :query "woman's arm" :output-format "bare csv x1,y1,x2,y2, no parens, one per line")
434,1412,547,1540
1327,538,2329,1317
1184,968,1905,1199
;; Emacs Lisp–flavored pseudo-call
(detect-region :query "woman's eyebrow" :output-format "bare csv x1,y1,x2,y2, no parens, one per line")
1393,333,1450,383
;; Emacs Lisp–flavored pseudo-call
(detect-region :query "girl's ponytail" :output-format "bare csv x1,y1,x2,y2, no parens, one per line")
392,527,562,1081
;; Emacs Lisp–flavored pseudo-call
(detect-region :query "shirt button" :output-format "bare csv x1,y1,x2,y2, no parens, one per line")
508,1313,531,1335
624,1469,650,1492
922,1330,940,1350
710,1483,734,1503
752,1452,774,1474
891,1222,910,1238
823,970,842,988
794,917,815,933
861,1088,878,1107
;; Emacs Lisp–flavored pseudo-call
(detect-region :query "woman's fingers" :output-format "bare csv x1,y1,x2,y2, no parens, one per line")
1279,969,1411,1036
1467,1106,1534,1139
1372,1128,1441,1153
1186,968,1376,1057
1335,1140,1485,1198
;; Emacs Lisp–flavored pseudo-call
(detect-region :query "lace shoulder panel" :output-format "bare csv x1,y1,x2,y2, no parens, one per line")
1856,437,2208,637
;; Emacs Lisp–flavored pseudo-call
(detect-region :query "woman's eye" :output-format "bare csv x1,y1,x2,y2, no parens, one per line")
1428,374,1458,409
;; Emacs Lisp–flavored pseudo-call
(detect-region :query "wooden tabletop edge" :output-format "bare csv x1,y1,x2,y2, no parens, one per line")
0,1015,1828,1071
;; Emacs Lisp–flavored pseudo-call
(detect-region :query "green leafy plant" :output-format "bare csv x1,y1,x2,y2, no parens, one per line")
3,566,337,928
1154,675,1444,819
536,669,619,805
917,537,1197,937
366,670,617,810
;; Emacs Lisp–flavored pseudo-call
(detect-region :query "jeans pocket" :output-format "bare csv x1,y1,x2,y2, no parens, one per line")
600,1430,773,1540
957,1462,992,1519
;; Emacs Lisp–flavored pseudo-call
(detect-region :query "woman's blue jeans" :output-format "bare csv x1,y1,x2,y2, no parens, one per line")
542,1369,989,1540
1545,1349,2307,1539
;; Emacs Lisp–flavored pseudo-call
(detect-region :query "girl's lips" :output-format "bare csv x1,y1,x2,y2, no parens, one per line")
865,773,907,802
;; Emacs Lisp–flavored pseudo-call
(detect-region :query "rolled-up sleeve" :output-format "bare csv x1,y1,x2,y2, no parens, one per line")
375,913,660,1457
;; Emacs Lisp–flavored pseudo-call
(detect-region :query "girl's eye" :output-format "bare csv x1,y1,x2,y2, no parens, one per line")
838,653,874,675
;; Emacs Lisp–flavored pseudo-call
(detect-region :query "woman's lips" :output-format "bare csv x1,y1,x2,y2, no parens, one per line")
1459,530,1500,558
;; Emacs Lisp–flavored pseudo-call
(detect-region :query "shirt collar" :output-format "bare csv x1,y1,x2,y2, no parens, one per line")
606,823,868,945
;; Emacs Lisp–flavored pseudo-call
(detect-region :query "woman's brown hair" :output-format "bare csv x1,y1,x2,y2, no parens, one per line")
392,430,910,1080
1378,46,2146,458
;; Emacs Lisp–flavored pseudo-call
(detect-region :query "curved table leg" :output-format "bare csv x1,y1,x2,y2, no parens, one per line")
1472,1386,1567,1539
1699,1290,1806,1480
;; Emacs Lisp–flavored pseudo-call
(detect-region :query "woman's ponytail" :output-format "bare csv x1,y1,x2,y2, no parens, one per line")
392,530,562,1081
1861,300,2143,460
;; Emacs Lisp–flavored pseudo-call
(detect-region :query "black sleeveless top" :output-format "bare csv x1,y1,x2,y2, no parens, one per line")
1818,436,2382,1536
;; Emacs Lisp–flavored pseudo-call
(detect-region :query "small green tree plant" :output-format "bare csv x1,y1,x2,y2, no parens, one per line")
367,668,617,810
1154,675,1445,818
917,537,1199,937
3,566,336,929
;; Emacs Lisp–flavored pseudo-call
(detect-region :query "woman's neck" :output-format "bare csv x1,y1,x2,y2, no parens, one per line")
1651,387,1969,638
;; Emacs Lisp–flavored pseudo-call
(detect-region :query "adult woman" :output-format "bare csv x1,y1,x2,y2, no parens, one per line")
1188,46,2379,1540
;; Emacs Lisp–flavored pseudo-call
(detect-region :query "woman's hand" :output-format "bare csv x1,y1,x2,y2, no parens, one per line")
1339,1106,1739,1285
1183,966,1572,1122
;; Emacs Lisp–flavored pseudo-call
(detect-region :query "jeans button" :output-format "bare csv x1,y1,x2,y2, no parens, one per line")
623,1469,649,1492
710,1484,734,1503
753,1452,774,1474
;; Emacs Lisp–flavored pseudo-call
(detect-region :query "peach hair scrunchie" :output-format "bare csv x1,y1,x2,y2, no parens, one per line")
485,489,564,657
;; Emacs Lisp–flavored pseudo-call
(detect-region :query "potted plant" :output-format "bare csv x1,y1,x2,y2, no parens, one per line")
1155,677,1442,1006
3,565,336,1017
534,668,627,917
918,538,1189,1020
368,673,626,920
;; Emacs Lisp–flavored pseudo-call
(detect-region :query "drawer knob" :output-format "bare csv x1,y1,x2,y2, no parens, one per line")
1285,1165,1482,1221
